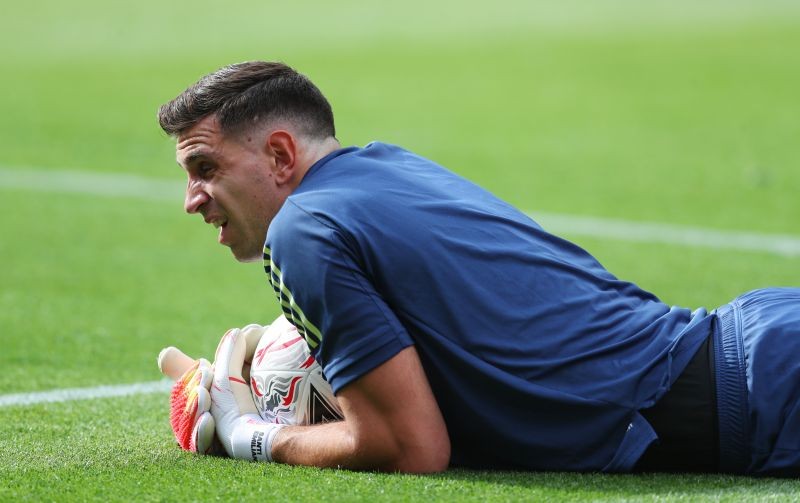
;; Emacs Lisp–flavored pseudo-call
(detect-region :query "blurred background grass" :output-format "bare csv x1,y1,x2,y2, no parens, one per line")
1,0,799,389
2,1,800,500
3,0,799,230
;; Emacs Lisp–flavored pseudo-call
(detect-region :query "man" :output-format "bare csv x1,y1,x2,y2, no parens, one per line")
158,61,800,475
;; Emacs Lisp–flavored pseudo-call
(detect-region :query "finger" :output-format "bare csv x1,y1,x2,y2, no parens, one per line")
170,360,202,450
185,361,213,418
241,324,269,365
191,411,216,455
213,328,258,416
158,346,197,381
213,329,238,389
196,358,213,390
196,385,211,416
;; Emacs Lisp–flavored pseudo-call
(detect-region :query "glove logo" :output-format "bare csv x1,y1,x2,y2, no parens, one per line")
250,430,265,461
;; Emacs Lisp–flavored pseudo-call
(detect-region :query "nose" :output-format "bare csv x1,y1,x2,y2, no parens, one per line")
184,179,210,214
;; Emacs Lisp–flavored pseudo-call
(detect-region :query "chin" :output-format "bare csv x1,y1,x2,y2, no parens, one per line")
230,247,262,263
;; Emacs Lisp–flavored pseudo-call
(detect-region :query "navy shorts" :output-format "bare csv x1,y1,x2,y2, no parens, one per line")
714,288,800,475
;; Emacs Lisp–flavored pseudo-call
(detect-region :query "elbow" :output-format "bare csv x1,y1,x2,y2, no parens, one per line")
352,430,450,473
388,437,451,474
412,444,450,474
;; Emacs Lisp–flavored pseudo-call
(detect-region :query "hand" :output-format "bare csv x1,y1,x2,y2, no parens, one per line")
211,326,286,461
158,350,219,455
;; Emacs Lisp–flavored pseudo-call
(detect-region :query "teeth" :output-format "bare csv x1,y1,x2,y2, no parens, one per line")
213,221,222,229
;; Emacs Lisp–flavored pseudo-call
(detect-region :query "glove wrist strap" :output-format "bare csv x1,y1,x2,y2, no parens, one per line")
230,414,286,462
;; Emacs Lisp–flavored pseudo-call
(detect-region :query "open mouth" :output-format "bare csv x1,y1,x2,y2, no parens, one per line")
213,219,231,245
206,216,227,229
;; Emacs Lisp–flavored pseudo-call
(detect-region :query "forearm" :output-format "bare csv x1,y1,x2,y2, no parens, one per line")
271,347,451,473
211,333,449,472
270,420,405,472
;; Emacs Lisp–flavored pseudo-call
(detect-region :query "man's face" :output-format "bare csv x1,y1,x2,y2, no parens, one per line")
176,115,286,262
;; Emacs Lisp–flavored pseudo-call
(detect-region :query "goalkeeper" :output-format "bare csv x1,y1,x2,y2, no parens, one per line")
157,61,800,475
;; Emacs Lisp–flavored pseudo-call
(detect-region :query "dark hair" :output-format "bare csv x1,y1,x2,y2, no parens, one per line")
158,61,335,139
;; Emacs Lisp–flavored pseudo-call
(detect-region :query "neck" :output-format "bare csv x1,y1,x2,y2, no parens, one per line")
307,136,342,164
295,136,341,181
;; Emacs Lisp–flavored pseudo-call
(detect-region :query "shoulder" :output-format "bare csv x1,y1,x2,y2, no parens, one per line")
268,143,410,242
266,198,346,271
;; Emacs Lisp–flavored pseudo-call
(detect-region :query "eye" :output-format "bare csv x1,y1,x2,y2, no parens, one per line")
197,162,215,179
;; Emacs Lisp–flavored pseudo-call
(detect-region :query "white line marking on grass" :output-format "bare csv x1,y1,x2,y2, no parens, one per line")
2,166,800,257
0,380,172,408
0,166,182,201
533,212,800,258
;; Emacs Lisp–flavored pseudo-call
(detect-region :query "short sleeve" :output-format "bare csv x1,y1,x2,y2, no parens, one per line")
265,200,413,393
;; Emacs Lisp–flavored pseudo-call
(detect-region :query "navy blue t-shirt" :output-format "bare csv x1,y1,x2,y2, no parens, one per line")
264,142,712,471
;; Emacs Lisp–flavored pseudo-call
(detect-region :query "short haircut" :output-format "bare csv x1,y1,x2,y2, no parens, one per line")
158,61,335,139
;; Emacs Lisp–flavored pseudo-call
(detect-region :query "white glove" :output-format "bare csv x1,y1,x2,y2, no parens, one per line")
211,325,287,461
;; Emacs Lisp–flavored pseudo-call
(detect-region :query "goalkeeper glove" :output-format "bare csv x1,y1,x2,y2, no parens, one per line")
211,325,287,461
158,352,219,455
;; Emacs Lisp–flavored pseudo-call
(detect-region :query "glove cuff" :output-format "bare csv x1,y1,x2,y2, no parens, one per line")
230,414,286,462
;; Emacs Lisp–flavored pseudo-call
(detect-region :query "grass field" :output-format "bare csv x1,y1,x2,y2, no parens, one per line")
2,0,800,500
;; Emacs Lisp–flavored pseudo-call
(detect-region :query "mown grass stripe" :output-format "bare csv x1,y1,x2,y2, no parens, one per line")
0,166,183,201
533,212,800,258
0,380,172,408
3,166,799,256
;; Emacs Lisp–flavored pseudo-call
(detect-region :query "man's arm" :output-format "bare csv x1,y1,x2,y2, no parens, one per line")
271,346,450,473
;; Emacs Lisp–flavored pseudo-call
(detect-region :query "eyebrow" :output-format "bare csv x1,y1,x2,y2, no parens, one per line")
183,152,209,165
177,151,211,170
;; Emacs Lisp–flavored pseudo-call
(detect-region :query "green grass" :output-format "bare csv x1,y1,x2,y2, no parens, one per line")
2,395,799,502
2,0,800,500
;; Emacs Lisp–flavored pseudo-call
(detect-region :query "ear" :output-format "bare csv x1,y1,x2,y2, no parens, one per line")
265,130,297,185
